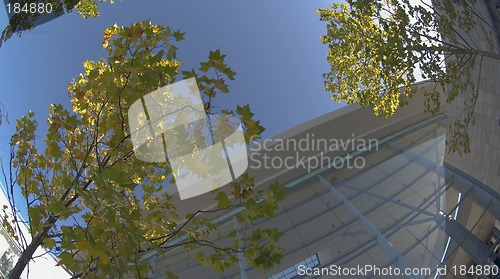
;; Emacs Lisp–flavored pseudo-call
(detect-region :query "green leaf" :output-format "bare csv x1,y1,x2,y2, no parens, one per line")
57,252,74,267
172,29,185,41
269,182,285,200
194,252,205,263
43,238,56,248
199,61,211,72
76,239,93,253
236,104,253,118
208,49,224,60
215,191,232,208
166,271,179,279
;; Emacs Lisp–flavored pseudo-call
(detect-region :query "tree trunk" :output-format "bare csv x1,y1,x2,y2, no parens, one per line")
8,215,59,279
8,232,46,279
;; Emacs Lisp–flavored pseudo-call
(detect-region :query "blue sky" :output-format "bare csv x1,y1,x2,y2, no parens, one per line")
0,0,345,225
0,1,343,153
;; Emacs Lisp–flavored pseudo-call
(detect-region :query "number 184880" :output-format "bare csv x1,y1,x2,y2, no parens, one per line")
6,2,53,14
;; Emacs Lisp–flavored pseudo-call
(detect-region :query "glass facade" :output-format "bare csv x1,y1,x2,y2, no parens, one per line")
153,114,500,279
268,254,320,279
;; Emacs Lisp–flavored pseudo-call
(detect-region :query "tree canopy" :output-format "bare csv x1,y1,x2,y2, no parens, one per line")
1,21,284,278
318,0,500,154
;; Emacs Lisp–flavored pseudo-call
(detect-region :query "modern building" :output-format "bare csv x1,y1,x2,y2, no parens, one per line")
141,78,499,279
0,187,71,279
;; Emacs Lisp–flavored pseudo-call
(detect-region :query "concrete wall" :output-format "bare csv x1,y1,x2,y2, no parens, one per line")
443,0,500,193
